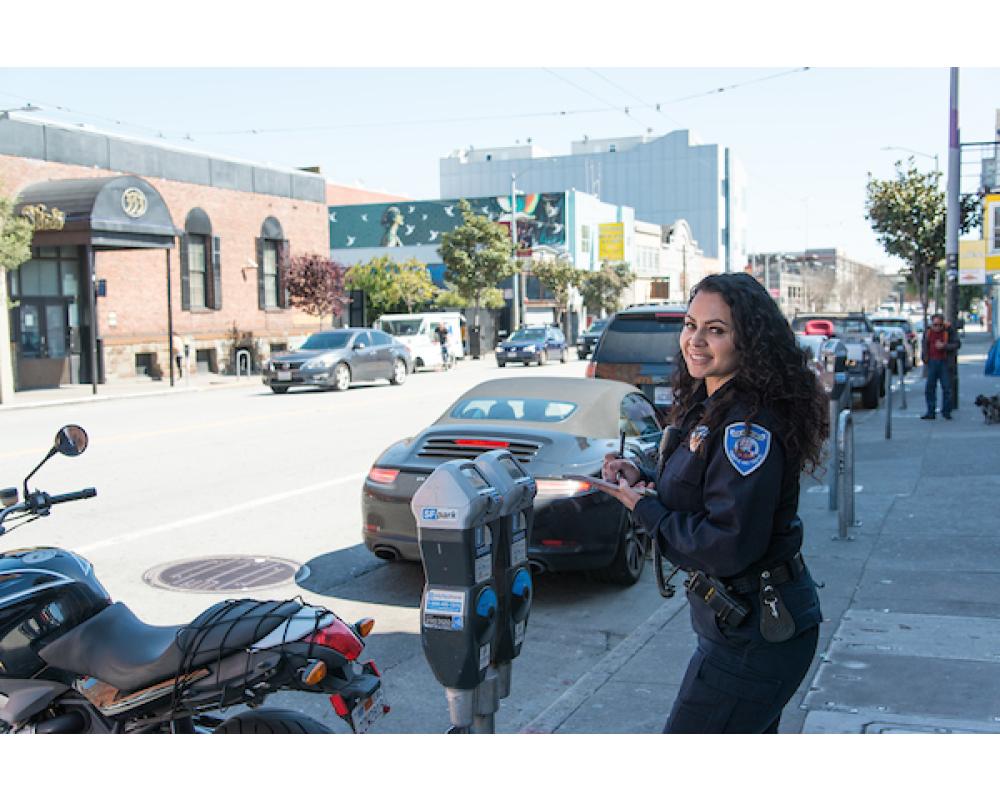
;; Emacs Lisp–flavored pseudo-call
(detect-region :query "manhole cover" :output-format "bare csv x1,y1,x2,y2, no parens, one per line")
144,556,308,593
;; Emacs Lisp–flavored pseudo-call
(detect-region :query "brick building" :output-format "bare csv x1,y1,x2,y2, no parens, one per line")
0,115,387,393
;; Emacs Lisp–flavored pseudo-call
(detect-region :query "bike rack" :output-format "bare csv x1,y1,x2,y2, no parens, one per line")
236,349,251,379
836,408,859,541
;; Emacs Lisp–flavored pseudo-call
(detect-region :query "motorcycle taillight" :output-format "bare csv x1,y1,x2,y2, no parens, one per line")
304,617,363,661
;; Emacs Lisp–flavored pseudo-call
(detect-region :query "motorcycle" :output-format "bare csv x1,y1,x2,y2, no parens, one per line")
0,425,389,734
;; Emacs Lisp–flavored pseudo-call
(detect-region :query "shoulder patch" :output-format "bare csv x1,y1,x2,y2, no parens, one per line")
723,423,771,476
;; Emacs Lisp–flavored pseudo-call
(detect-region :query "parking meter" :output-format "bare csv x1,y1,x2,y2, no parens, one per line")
820,338,849,408
411,460,503,730
473,450,537,698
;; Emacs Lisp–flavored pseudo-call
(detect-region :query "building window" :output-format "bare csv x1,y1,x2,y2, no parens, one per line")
257,217,288,310
187,235,208,308
650,279,670,299
262,240,279,308
609,144,617,153
581,225,592,254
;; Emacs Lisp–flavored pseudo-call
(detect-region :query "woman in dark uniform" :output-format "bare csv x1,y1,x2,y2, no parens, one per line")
600,272,829,733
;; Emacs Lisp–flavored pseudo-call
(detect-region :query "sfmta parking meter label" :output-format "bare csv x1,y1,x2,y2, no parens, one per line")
511,532,527,566
424,590,465,631
421,507,458,521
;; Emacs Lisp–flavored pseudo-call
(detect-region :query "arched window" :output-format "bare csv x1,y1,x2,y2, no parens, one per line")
181,208,221,310
257,217,288,310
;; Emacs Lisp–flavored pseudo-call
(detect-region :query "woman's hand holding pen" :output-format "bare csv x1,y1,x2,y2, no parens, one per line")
600,453,654,511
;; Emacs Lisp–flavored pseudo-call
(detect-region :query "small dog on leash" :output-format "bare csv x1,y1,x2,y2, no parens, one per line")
974,394,1000,424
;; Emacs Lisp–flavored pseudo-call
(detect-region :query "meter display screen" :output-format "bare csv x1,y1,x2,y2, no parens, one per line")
462,467,490,490
501,456,526,479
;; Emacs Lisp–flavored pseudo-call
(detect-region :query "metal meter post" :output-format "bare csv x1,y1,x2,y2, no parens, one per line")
820,339,849,510
411,460,503,732
473,449,537,702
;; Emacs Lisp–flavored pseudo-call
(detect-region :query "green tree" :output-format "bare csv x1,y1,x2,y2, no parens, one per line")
1,190,34,274
345,255,400,321
395,258,437,312
435,283,506,311
531,259,585,331
579,261,634,317
284,253,348,324
438,199,516,328
865,159,978,327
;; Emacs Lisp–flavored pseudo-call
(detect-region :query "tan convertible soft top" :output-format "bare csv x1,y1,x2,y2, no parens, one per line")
436,377,641,438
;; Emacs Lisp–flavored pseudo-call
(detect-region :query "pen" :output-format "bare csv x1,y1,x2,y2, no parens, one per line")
617,430,626,481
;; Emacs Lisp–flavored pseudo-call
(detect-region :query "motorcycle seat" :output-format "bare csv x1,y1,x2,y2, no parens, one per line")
39,599,304,695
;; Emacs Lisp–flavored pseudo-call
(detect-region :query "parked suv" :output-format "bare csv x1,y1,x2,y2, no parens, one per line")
495,325,568,366
587,304,686,416
791,313,886,408
576,317,609,359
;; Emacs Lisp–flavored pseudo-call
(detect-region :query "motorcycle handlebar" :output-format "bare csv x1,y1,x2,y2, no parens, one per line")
48,487,97,505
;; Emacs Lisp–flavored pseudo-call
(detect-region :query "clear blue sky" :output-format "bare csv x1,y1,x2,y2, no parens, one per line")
2,8,994,273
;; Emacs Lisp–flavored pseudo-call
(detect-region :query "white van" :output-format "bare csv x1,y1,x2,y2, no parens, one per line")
374,312,467,370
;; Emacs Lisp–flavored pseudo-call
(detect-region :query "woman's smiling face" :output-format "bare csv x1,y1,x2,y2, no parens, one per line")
680,290,738,395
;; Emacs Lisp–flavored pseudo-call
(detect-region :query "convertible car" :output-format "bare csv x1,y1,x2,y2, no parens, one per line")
361,377,664,585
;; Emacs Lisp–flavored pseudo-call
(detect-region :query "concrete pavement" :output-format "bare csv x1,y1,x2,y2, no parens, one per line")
520,331,1000,734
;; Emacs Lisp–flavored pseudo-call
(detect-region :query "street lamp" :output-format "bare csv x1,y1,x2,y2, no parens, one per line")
881,146,939,174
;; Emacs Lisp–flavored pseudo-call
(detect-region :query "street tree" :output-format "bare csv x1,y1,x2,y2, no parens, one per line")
284,253,348,325
435,283,505,311
531,259,585,331
438,199,516,329
395,258,437,312
865,159,978,328
580,261,634,317
345,255,401,321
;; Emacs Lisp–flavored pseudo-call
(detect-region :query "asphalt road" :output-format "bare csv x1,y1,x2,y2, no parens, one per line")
0,356,669,733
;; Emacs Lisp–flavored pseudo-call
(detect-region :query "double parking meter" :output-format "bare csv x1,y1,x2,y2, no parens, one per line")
412,450,536,733
820,338,849,408
473,450,537,698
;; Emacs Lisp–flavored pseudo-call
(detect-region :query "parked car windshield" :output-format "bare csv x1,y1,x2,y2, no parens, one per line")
586,318,609,333
380,318,423,336
509,328,547,341
300,332,353,350
597,315,683,363
449,397,577,422
871,317,913,333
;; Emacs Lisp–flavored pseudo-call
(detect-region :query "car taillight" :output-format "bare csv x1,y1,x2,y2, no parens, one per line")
535,478,592,497
455,439,509,448
585,361,597,378
305,617,364,661
368,467,399,484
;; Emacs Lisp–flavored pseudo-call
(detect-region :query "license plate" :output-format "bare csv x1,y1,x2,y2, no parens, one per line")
350,685,386,734
277,369,291,381
654,385,673,405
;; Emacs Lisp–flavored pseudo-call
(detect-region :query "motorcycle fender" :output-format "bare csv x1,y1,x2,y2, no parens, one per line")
0,678,72,726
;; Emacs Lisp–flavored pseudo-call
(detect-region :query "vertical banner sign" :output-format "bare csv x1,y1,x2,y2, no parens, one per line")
959,240,986,286
984,195,1000,286
598,223,624,261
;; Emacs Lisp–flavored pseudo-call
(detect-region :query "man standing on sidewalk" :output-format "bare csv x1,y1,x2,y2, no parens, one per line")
922,313,960,420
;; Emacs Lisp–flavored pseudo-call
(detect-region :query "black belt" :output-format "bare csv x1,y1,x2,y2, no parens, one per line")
726,552,805,595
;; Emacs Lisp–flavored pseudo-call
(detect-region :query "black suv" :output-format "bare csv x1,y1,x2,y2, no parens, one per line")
790,313,886,408
587,304,686,416
576,317,609,359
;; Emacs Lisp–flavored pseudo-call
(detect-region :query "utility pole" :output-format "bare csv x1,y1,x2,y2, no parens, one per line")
945,67,961,406
510,174,521,332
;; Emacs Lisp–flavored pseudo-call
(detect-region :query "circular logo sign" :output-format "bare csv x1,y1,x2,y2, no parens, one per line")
121,187,148,218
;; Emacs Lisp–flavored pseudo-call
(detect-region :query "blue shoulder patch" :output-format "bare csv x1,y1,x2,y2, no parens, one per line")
723,423,771,477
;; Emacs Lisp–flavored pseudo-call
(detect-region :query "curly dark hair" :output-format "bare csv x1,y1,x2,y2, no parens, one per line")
671,273,829,475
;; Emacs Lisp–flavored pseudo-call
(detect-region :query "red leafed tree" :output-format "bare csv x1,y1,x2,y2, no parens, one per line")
285,253,349,323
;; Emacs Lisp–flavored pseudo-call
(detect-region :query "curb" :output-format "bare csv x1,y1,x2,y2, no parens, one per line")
519,598,687,733
0,378,252,412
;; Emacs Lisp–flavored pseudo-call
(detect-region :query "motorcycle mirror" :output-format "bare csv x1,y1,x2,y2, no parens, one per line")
1,487,17,508
55,425,89,457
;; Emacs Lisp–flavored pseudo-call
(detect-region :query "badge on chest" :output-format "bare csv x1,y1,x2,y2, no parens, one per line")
688,425,710,453
723,423,771,476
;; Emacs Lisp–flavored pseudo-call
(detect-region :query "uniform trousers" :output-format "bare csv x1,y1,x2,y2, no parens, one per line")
664,624,819,734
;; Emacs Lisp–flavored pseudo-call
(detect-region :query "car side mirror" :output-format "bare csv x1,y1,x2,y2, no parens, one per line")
353,342,366,350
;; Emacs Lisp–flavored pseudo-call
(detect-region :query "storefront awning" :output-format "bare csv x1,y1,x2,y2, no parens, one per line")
15,175,178,249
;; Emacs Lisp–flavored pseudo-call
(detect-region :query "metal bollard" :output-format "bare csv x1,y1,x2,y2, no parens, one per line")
828,390,845,510
836,408,859,541
896,345,907,410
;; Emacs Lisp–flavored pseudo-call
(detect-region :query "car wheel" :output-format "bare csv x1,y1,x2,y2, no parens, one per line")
861,373,879,409
270,386,288,394
497,361,506,368
592,512,646,586
390,358,407,385
560,348,568,363
332,363,351,392
539,350,548,366
414,357,424,371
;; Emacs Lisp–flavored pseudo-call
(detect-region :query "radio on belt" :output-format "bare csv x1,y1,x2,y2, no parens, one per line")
472,449,536,702
412,459,503,732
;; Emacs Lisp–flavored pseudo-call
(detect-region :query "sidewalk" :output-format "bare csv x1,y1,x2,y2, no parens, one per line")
0,370,253,411
522,331,1000,733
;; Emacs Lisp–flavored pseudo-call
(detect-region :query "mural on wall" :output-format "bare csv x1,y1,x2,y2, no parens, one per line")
329,193,567,253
